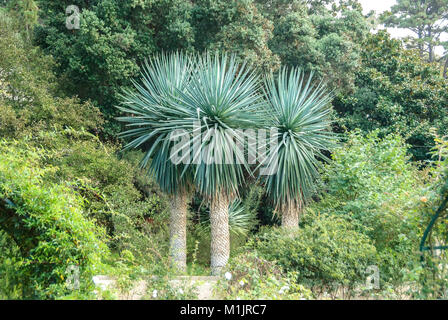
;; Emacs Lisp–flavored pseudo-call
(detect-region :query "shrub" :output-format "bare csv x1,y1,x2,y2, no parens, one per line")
250,214,377,297
405,134,448,299
0,141,109,299
311,131,426,285
20,129,169,265
217,251,313,300
108,192,170,268
0,230,22,299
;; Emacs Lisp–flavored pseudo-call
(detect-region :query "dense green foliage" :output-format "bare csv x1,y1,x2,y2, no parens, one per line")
408,135,448,299
250,216,377,297
192,0,280,71
1,7,171,297
0,141,108,299
0,9,103,138
264,0,370,92
34,0,194,136
334,32,448,161
34,0,370,136
2,0,448,300
311,131,425,287
31,0,447,158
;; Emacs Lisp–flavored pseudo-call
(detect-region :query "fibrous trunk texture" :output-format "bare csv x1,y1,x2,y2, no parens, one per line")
210,193,230,276
169,192,188,273
281,203,300,229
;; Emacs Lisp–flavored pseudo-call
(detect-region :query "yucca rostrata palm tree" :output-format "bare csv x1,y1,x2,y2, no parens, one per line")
116,52,194,272
172,53,263,274
260,67,335,229
118,52,261,274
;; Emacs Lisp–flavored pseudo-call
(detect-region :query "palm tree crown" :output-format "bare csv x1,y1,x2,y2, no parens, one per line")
172,53,264,198
261,67,335,210
116,52,194,194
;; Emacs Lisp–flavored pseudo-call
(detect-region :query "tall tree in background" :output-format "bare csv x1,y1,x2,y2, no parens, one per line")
35,0,281,136
35,0,194,137
259,0,370,93
191,0,280,71
33,0,372,138
381,0,448,76
333,31,448,161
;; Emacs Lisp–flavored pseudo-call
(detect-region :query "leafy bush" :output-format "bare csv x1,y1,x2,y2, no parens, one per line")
108,193,170,267
0,141,109,299
404,134,448,299
16,129,169,266
312,131,426,285
0,10,103,139
0,230,22,299
250,214,377,297
217,251,313,300
35,0,195,136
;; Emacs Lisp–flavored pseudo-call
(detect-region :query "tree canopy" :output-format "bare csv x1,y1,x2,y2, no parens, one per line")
333,31,448,161
34,0,370,135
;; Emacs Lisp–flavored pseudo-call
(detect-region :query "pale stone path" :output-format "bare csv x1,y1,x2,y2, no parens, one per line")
92,275,220,300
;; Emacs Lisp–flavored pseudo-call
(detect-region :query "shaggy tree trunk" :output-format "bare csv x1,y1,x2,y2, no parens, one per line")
210,193,230,276
281,203,300,229
169,192,188,273
443,57,448,79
